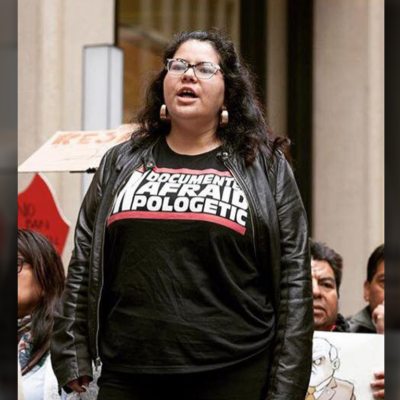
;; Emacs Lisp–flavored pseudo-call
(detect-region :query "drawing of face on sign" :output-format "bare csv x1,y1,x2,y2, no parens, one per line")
310,337,340,387
307,337,356,400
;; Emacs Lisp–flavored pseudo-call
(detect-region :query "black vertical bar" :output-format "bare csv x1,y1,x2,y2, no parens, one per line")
114,0,120,45
240,0,267,104
287,0,313,232
385,0,400,392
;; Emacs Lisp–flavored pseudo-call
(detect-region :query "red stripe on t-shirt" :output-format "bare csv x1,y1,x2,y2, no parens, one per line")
153,167,232,177
107,211,246,235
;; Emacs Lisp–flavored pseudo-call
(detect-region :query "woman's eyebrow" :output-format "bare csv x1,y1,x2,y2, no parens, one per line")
176,58,214,65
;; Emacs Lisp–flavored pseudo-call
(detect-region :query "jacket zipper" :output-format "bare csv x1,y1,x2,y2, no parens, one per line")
94,160,153,369
219,154,259,263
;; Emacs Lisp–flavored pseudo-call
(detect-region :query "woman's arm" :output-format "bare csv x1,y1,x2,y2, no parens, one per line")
50,149,112,391
266,154,314,400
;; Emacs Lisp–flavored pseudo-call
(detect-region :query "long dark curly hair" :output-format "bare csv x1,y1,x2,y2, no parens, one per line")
18,229,65,374
131,28,290,166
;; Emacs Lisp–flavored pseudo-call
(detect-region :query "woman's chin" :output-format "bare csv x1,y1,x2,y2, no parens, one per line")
170,110,202,122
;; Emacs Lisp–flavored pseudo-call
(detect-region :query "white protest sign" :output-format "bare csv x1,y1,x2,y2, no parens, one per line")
18,124,135,173
308,331,384,400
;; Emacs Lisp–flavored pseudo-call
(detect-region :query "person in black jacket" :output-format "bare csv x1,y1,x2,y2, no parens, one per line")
51,29,313,400
348,244,385,334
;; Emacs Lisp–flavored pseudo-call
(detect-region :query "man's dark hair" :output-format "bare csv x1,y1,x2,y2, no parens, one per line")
131,28,291,166
310,239,343,291
367,244,384,282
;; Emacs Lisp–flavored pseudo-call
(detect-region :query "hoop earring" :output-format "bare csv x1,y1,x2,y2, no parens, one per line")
160,104,170,121
219,107,229,127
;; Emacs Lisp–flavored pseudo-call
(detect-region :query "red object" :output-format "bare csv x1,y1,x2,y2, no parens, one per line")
18,173,70,256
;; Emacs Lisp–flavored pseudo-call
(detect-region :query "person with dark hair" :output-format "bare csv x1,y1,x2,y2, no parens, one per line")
310,239,385,399
51,29,313,400
18,229,65,400
310,239,346,332
348,244,385,334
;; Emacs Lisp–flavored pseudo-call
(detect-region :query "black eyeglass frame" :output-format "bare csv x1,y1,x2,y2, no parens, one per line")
165,58,223,80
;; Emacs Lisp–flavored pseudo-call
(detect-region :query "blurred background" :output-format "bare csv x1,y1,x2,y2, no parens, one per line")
18,0,384,320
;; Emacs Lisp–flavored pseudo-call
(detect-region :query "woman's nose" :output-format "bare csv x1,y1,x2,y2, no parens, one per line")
182,67,197,81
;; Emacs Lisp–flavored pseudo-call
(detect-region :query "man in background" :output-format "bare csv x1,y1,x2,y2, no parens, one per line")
310,240,348,332
348,244,384,334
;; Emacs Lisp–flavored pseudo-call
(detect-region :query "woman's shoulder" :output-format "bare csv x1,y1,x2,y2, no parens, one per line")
247,148,294,198
102,140,134,165
252,146,287,175
101,133,157,168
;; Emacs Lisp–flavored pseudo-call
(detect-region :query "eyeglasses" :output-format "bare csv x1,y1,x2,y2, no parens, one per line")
165,58,222,80
18,257,26,274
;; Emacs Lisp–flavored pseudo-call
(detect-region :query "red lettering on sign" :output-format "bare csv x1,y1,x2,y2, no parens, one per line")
52,132,81,146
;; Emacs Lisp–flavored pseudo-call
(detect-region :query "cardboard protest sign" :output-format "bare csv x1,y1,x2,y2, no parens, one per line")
307,331,384,400
18,173,70,255
18,124,134,173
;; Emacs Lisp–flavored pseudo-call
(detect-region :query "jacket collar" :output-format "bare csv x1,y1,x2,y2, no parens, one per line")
351,306,376,332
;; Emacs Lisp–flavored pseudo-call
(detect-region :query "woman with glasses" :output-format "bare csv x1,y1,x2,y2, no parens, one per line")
18,229,65,400
52,29,313,400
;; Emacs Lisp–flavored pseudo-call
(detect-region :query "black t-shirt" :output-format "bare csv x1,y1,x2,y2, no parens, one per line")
100,137,275,374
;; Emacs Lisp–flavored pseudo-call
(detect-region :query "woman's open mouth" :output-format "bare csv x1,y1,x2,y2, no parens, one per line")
177,87,199,100
178,91,198,99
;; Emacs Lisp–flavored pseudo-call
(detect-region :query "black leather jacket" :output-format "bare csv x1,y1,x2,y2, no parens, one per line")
51,139,313,400
347,307,376,333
